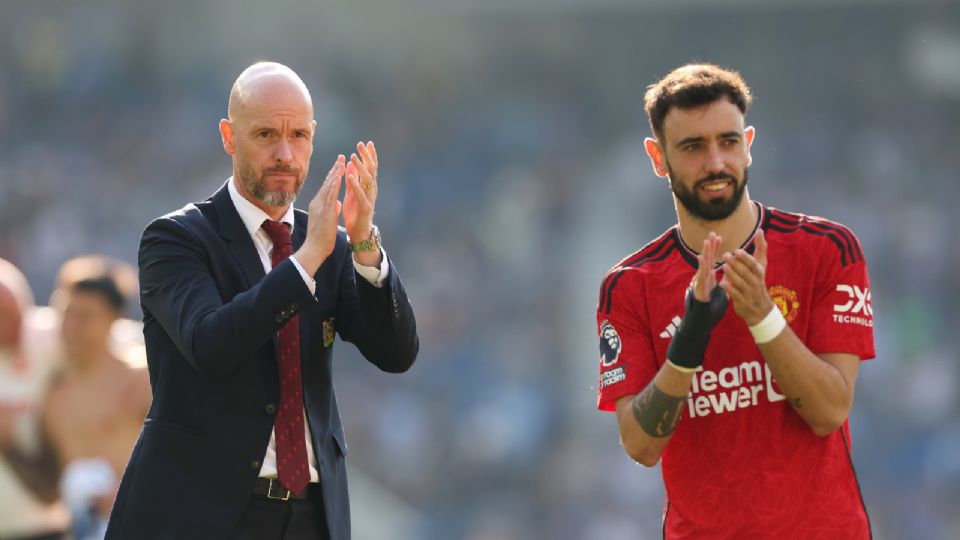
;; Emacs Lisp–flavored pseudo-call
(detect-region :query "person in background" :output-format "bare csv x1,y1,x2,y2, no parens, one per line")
0,258,71,540
2,257,151,540
49,256,145,369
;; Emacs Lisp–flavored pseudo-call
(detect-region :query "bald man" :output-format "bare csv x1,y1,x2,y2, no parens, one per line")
105,62,419,540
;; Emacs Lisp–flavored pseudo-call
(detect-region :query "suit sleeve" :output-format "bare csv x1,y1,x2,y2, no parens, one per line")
138,215,316,376
334,244,419,373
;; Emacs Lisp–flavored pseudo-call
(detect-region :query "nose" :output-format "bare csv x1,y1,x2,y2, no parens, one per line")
705,144,724,174
273,138,293,163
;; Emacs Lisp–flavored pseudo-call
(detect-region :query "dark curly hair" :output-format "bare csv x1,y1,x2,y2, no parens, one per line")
644,63,753,141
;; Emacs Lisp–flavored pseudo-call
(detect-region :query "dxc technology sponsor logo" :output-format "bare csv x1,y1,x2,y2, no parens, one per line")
832,284,872,327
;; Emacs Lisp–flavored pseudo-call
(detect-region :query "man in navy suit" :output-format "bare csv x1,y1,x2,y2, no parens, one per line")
105,62,419,540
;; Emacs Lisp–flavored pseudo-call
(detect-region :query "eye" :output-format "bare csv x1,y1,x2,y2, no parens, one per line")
294,130,307,138
683,143,700,152
723,138,739,147
257,130,270,138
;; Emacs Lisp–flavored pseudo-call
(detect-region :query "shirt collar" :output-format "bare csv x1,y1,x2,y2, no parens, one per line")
227,177,295,238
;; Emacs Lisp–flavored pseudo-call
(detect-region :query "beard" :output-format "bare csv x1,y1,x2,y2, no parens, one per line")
237,157,305,208
667,162,749,222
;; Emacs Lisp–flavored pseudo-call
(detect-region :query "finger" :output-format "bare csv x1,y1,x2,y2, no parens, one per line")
754,229,768,270
350,152,374,184
345,164,369,206
342,163,356,206
722,274,754,304
345,160,358,185
326,154,345,182
325,174,342,211
366,140,378,169
701,236,713,269
733,249,764,278
720,253,754,287
692,234,721,300
696,254,712,285
719,275,748,304
693,260,713,302
705,232,720,268
357,142,376,173
319,155,345,198
706,232,722,269
352,153,379,202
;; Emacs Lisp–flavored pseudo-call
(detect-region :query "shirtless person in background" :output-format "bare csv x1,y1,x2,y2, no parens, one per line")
3,258,151,539
0,259,70,540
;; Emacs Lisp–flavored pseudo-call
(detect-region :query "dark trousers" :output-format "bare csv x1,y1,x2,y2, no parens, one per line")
229,485,330,540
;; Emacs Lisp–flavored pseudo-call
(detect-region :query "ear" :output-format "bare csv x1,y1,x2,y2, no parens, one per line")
744,126,756,167
644,137,668,178
219,118,235,156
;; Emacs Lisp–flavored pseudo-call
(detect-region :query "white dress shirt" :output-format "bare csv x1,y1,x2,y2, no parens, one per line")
227,177,388,484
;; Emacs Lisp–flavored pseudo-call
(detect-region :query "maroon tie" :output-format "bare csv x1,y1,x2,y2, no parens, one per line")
261,219,309,495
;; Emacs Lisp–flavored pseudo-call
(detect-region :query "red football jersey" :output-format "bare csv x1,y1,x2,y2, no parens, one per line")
596,203,874,539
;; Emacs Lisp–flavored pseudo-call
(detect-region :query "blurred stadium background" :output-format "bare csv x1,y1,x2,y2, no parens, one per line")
1,0,958,538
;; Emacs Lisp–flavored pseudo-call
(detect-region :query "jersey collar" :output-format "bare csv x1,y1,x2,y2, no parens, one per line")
673,201,767,270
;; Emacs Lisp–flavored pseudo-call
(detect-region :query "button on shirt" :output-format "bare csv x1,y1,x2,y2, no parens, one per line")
227,177,389,483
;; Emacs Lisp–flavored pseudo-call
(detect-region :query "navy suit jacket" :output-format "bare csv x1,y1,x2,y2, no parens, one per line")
105,183,418,540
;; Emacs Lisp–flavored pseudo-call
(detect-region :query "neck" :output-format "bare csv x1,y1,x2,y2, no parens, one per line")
676,192,759,255
231,175,289,221
66,345,114,374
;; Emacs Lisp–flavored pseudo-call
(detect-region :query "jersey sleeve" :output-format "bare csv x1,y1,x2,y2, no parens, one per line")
596,270,659,411
806,229,875,360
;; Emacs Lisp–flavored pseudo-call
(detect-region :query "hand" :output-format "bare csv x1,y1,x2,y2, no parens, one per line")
294,155,344,275
666,232,729,369
720,229,775,326
343,141,378,243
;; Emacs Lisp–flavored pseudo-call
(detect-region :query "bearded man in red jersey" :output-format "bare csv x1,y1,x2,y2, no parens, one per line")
596,64,873,539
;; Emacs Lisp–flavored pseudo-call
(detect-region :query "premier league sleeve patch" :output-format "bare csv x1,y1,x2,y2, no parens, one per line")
599,320,622,367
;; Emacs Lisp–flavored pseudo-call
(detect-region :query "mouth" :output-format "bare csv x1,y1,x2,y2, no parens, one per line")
699,179,733,198
264,171,298,182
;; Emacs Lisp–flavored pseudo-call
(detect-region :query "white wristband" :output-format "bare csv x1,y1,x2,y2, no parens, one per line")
749,306,786,344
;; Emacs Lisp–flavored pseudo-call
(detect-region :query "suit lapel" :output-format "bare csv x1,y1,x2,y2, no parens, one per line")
211,181,266,288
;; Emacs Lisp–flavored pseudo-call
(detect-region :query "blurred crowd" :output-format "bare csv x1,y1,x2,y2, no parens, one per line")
1,2,958,539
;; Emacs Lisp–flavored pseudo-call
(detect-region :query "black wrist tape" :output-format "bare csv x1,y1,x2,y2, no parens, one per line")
666,285,728,369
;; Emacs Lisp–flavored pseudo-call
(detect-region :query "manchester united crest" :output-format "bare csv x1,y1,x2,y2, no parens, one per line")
323,317,336,348
768,285,799,323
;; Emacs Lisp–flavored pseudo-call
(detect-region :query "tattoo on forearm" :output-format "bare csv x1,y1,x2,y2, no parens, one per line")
787,397,802,409
631,383,686,438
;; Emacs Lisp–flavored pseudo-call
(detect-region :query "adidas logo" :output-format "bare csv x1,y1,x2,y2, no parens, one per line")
659,316,682,339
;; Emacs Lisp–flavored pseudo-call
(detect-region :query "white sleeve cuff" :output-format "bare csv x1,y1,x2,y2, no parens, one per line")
289,256,317,295
353,248,390,288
